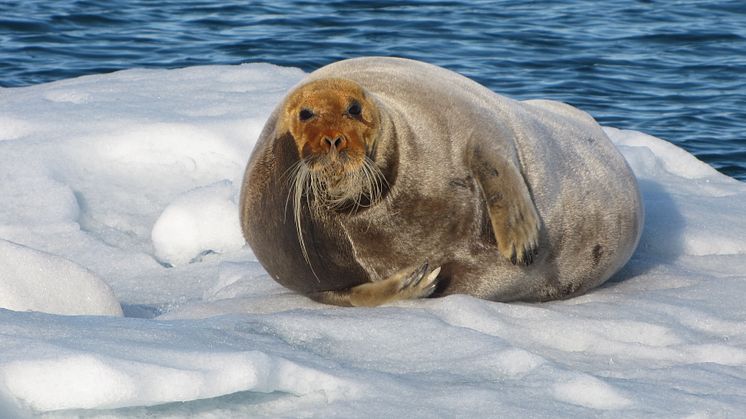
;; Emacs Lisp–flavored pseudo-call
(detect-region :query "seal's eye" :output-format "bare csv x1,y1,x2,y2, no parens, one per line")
299,109,314,121
347,101,362,117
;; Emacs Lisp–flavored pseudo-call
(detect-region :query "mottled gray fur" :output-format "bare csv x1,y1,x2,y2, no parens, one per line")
241,57,643,303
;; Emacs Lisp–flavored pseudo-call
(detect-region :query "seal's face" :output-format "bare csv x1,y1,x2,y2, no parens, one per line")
282,79,385,212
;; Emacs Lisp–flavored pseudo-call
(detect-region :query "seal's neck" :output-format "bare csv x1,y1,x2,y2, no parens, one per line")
368,96,399,198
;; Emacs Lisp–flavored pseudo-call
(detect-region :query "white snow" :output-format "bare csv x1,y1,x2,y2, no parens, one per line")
1,64,745,418
553,374,632,410
151,180,245,266
0,239,122,316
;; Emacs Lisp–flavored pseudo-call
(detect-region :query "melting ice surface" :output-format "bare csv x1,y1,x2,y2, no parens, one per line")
1,64,746,418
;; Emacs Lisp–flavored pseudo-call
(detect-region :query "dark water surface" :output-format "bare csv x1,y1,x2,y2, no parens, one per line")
2,0,745,180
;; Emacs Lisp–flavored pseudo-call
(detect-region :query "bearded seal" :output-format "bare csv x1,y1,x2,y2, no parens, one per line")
239,57,643,307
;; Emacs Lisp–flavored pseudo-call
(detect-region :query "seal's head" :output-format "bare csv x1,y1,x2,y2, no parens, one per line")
280,78,385,212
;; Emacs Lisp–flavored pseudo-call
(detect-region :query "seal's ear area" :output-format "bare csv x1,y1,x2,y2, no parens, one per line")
276,86,311,134
472,148,541,266
271,131,303,164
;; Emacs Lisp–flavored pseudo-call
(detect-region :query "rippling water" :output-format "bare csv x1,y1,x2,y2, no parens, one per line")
1,0,745,180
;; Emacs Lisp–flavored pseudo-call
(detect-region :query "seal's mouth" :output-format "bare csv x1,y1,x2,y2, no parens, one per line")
298,151,383,209
299,131,377,192
306,149,358,183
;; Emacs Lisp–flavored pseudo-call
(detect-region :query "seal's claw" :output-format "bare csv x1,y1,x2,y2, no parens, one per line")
496,208,540,267
419,266,442,298
522,246,532,265
510,245,517,265
399,261,429,291
398,264,441,299
516,241,539,266
331,263,441,307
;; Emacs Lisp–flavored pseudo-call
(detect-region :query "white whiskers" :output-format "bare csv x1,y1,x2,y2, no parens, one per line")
286,155,387,276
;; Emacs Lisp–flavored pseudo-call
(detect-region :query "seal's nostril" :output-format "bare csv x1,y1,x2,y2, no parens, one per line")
322,135,347,151
321,136,332,151
335,136,347,151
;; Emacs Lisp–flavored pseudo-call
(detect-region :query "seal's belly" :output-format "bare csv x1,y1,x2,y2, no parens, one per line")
344,175,485,281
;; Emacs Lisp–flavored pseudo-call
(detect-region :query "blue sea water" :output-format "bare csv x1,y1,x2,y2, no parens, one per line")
1,0,745,180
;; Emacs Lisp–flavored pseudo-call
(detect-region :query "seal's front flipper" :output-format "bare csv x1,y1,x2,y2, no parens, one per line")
472,149,541,265
308,262,441,307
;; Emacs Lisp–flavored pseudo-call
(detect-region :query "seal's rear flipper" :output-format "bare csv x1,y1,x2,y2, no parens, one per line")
308,263,441,307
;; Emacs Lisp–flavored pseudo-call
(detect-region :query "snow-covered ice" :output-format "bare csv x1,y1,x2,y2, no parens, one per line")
1,64,745,418
0,240,122,316
151,180,245,267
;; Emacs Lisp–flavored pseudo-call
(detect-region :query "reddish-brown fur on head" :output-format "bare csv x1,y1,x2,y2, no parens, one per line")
281,78,380,174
